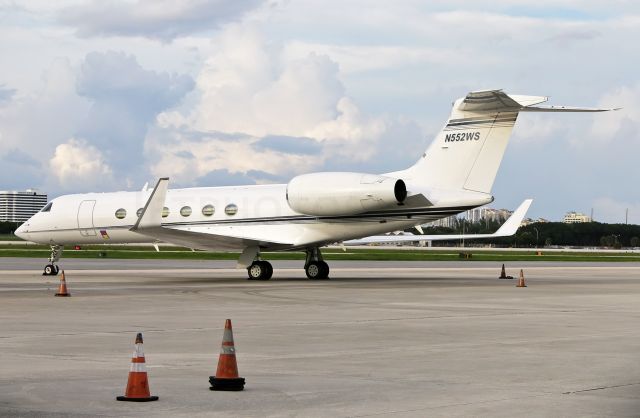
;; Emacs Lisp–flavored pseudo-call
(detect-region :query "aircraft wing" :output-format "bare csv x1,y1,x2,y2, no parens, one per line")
344,199,532,245
130,178,293,252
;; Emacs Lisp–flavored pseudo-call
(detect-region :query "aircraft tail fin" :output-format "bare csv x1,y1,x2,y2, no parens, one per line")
397,89,614,194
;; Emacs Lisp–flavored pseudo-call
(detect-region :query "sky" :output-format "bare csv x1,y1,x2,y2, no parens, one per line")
0,0,638,223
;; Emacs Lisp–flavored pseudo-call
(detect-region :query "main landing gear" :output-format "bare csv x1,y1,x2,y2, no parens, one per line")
247,260,273,281
244,247,330,280
304,247,329,280
43,245,63,276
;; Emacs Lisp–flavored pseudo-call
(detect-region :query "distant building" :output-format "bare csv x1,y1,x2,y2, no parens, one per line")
425,215,457,228
563,211,591,224
0,190,48,223
465,207,513,224
521,217,550,227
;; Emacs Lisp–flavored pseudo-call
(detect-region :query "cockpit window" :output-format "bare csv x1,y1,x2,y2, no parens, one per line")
41,202,53,212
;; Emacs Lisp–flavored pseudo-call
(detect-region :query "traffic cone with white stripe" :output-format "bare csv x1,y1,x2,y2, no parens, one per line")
516,269,527,288
117,333,159,402
209,319,245,391
54,270,70,297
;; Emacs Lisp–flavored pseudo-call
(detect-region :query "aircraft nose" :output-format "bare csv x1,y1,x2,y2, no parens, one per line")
14,223,28,240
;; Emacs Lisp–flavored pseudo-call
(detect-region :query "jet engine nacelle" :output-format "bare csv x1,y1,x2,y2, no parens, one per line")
286,172,407,216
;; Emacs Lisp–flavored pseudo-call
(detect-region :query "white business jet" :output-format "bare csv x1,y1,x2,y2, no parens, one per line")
15,90,614,279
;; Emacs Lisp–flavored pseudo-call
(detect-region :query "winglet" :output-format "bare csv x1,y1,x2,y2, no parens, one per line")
131,177,169,231
493,199,533,237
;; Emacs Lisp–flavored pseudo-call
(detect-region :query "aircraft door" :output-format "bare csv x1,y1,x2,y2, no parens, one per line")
77,200,97,237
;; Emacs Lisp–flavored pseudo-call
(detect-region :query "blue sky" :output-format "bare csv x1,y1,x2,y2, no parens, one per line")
0,0,638,223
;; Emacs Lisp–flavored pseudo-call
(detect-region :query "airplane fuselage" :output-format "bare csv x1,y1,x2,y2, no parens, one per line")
16,183,488,251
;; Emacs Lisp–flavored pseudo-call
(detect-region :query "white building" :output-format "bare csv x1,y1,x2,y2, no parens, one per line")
563,211,592,224
425,215,457,228
0,190,48,222
465,207,513,224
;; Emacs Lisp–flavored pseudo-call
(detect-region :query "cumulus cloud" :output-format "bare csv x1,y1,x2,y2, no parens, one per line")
60,0,265,42
149,26,394,184
49,138,113,190
590,84,640,144
0,58,89,167
145,128,318,186
75,51,194,181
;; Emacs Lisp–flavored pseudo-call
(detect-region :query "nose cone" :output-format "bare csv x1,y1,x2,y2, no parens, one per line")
14,223,28,241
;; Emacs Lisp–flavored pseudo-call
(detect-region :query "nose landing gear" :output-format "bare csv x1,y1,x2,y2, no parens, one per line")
43,245,63,276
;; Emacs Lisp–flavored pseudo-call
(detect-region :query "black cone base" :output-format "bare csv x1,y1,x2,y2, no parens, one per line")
209,376,245,391
55,293,71,296
116,395,159,402
498,276,514,280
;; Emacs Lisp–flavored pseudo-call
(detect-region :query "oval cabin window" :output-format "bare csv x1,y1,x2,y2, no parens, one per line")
161,207,170,218
202,204,215,216
136,208,143,218
115,208,127,219
225,204,238,216
180,206,192,217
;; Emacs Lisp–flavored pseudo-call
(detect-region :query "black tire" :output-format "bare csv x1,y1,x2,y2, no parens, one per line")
261,261,273,280
318,260,330,279
43,265,54,276
53,265,60,275
306,261,329,280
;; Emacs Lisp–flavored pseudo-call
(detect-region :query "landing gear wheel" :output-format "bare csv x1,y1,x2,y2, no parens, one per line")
54,265,60,275
247,261,273,280
306,260,329,280
43,264,55,276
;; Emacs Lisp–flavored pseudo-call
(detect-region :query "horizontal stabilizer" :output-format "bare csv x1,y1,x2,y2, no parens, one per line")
457,89,617,113
520,105,620,112
344,199,532,245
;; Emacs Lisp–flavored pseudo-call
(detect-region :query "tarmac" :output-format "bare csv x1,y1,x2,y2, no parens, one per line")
1,257,639,417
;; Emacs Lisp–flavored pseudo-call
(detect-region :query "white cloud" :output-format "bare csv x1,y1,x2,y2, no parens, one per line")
59,0,265,41
0,57,89,158
589,84,640,144
146,130,316,185
49,138,113,189
152,25,392,180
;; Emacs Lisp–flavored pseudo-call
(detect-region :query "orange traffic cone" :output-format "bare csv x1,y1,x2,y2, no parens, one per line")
209,319,245,391
54,270,71,297
117,333,159,402
516,269,527,288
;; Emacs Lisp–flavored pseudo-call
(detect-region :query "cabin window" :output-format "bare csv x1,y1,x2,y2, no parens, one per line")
136,208,143,218
115,208,127,219
180,206,192,217
161,207,170,218
225,204,238,216
202,204,215,216
40,202,53,212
